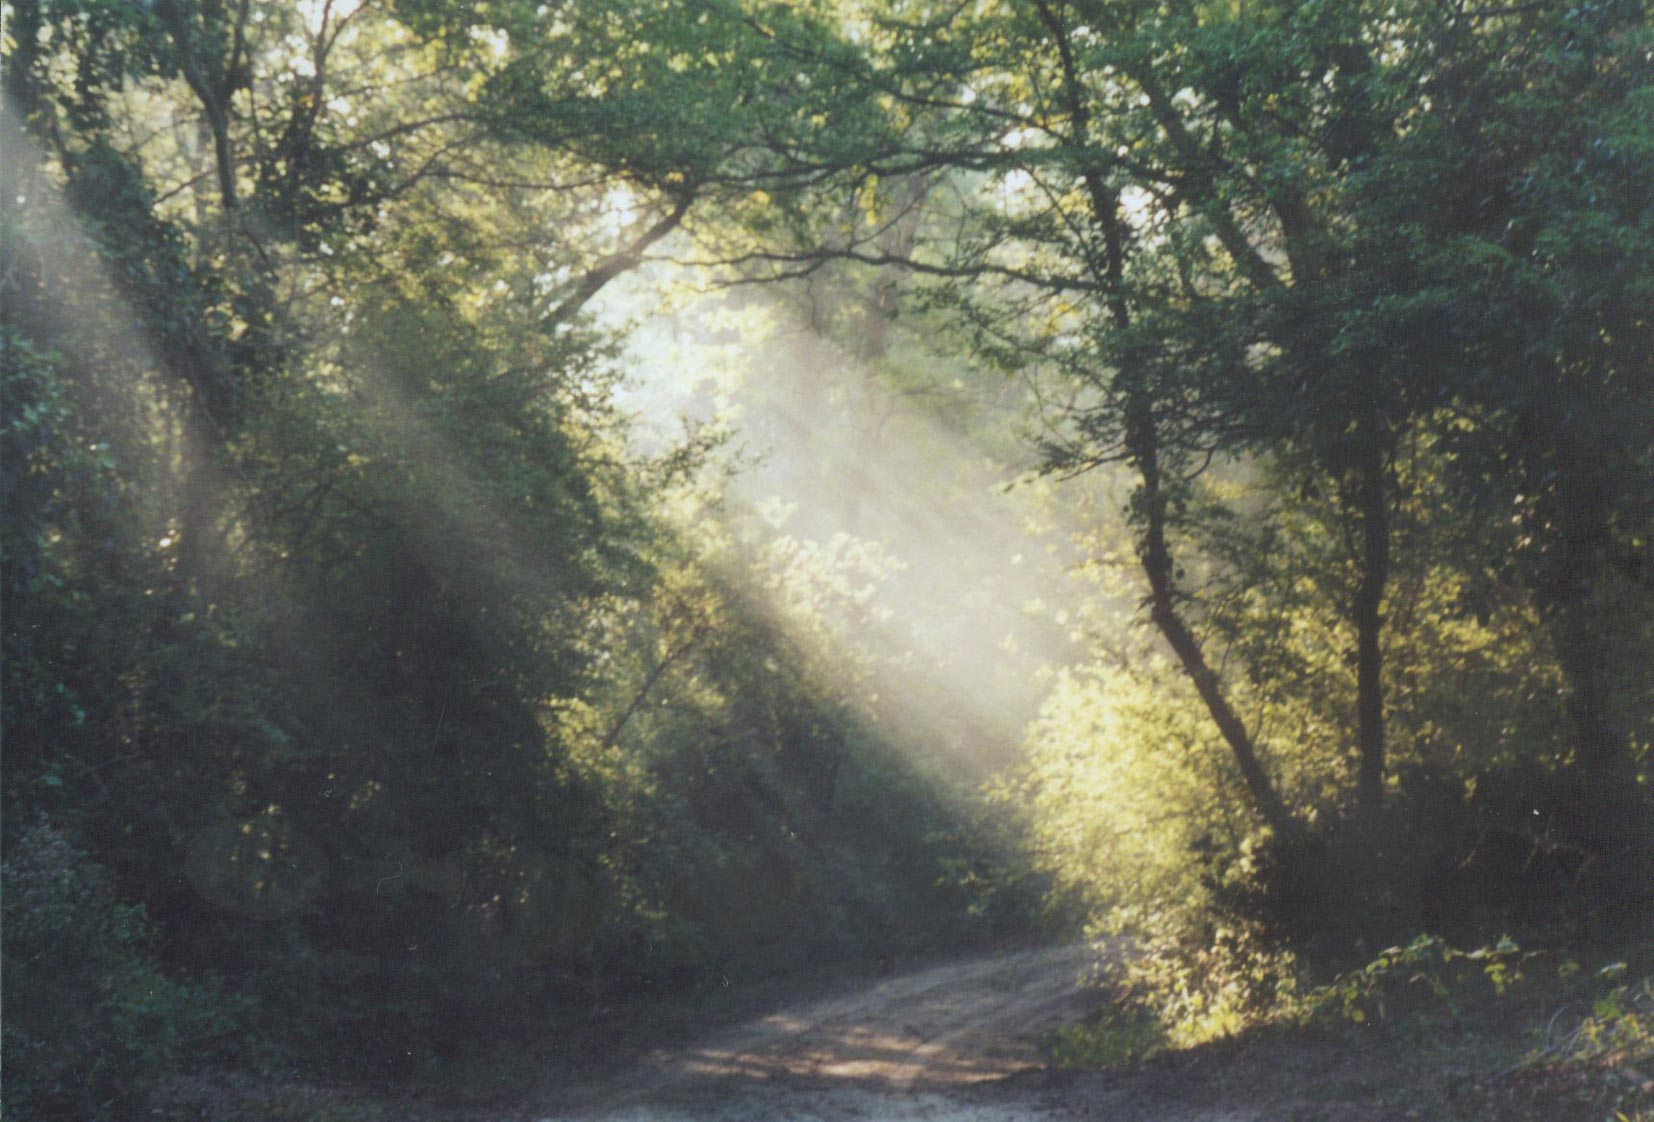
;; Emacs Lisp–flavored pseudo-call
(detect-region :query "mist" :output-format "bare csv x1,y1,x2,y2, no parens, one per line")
600,271,1132,780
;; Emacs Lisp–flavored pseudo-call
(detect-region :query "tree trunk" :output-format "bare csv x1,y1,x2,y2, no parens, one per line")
1524,417,1630,788
1350,434,1389,818
1545,466,1637,859
1032,0,1300,837
1554,493,1624,779
1127,399,1301,838
1553,606,1622,777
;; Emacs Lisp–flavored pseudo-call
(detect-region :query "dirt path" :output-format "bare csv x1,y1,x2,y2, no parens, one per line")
157,945,1579,1121
541,944,1099,1121
531,945,1400,1122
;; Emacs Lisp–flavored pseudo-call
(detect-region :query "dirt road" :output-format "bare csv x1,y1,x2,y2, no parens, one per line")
543,943,1099,1122
158,944,1537,1120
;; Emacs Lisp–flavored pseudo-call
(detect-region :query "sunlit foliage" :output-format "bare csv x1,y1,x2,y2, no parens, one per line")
3,0,1650,1110
1,1,1014,1107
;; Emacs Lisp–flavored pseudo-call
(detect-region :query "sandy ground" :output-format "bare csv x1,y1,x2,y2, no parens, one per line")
530,945,1438,1122
539,944,1100,1122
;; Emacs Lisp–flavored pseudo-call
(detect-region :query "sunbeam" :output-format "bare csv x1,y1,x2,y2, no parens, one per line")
11,3,1647,1116
601,273,1131,779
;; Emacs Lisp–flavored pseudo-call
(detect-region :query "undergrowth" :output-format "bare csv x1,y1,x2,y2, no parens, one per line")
1054,932,1654,1120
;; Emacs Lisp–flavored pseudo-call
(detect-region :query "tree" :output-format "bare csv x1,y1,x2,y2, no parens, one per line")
699,0,1649,840
4,2,1014,1094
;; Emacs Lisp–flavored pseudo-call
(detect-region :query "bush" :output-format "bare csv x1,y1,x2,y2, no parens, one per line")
2,819,239,1120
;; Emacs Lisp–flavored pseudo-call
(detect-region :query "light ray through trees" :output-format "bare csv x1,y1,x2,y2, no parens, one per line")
603,273,1135,779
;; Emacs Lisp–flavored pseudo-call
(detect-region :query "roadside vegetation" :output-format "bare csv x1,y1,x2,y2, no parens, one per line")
1051,937,1654,1121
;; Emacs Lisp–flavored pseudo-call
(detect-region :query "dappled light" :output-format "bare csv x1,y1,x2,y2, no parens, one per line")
4,2,1649,1121
544,945,1091,1121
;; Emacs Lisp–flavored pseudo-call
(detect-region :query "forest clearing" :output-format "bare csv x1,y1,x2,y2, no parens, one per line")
3,0,1650,1119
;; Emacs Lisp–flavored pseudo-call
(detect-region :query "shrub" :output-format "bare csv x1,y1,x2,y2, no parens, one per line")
2,819,239,1120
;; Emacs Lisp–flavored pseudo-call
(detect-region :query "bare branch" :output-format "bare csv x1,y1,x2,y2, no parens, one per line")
548,192,696,323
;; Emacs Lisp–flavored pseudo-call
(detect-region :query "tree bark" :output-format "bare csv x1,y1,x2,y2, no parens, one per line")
157,0,240,213
549,193,693,324
1127,398,1301,838
1543,439,1628,783
1350,434,1389,818
1035,0,1301,836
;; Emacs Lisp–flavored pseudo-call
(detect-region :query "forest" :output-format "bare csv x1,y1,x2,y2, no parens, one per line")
2,0,1650,1119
